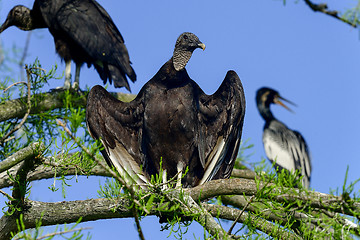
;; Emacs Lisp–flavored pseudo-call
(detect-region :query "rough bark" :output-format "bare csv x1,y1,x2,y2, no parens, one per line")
0,187,301,240
0,90,135,123
0,142,45,174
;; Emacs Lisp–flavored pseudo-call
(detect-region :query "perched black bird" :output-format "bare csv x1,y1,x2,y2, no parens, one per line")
0,0,136,91
86,32,246,188
256,87,311,188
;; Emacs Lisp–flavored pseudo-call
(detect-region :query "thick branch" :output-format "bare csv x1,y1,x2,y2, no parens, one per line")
0,142,45,174
0,198,133,240
0,161,252,190
0,196,297,240
3,164,360,219
221,195,330,236
0,90,135,123
203,203,300,239
3,162,360,219
0,194,233,240
0,177,358,239
231,169,257,179
0,158,110,189
186,179,360,216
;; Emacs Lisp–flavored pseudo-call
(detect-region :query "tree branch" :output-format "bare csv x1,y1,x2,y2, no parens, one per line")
0,142,45,174
303,0,358,28
167,189,234,239
0,198,133,240
231,169,257,180
3,159,360,220
0,89,135,123
186,179,360,217
221,195,331,236
203,203,300,239
0,194,295,240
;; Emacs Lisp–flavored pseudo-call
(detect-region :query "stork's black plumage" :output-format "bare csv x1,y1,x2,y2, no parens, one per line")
256,87,311,188
86,32,246,188
0,0,136,91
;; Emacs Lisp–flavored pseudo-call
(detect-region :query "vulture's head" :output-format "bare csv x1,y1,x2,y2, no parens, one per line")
173,32,205,71
0,5,32,32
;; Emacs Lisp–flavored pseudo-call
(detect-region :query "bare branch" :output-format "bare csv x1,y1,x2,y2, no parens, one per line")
227,195,255,235
3,82,27,93
0,142,45,174
303,0,358,28
231,169,257,180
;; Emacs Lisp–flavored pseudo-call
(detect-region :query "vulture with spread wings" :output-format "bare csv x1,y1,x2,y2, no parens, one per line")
86,32,246,188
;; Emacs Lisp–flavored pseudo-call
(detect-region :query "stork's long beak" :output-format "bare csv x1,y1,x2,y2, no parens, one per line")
274,95,297,113
198,43,206,51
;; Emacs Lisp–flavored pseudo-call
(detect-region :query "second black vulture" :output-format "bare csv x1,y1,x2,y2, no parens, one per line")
0,0,136,91
86,32,246,188
256,87,311,188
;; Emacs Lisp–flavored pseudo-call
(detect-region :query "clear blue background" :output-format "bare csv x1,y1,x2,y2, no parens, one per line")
0,0,359,239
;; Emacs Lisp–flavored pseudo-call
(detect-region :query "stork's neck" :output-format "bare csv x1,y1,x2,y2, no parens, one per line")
173,49,192,71
257,102,276,122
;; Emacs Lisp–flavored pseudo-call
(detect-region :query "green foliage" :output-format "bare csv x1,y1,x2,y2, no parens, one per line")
234,139,254,170
0,59,58,159
343,3,360,27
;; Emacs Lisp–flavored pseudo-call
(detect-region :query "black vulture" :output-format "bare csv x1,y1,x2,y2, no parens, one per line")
256,87,311,188
0,0,136,91
86,32,246,188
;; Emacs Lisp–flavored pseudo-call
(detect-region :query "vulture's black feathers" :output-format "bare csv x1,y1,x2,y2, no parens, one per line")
86,32,246,188
0,0,135,91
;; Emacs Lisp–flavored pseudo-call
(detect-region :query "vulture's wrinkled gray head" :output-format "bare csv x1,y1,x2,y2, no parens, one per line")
0,5,33,32
173,32,205,71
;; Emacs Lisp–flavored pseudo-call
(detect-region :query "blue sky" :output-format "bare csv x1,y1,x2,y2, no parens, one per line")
1,0,360,239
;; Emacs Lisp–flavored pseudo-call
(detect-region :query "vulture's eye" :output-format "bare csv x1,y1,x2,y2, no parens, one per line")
183,35,188,40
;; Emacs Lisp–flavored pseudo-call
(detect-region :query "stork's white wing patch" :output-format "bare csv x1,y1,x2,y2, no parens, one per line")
263,135,296,171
